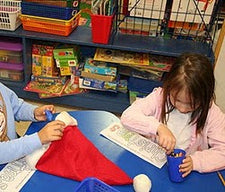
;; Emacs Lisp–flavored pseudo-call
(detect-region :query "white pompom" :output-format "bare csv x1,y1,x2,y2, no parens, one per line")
55,111,78,127
133,174,152,192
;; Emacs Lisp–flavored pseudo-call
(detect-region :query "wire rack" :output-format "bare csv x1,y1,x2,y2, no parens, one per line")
116,0,224,52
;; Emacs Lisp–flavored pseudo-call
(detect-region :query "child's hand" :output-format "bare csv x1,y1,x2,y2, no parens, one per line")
38,120,66,144
179,156,193,177
34,105,55,121
156,124,176,154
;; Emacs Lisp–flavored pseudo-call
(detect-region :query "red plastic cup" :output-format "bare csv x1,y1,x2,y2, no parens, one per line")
91,14,114,44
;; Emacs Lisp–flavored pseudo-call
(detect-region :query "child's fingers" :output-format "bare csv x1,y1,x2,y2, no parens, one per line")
179,156,193,177
181,169,191,178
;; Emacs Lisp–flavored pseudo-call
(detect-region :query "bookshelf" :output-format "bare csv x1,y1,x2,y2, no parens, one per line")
0,0,223,113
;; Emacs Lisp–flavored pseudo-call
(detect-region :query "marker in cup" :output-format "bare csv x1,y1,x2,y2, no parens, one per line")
45,110,53,121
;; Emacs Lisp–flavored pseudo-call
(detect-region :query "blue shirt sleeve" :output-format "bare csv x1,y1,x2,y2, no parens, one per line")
0,133,42,164
0,83,42,164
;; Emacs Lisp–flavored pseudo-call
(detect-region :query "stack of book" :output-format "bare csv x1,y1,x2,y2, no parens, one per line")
79,58,119,92
168,0,216,40
93,48,175,103
118,0,167,36
24,43,84,98
93,48,172,81
119,16,162,37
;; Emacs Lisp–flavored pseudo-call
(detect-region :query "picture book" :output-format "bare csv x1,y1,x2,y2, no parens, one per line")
53,47,79,63
24,81,67,96
30,75,68,85
119,17,161,37
131,68,163,81
81,71,116,82
119,17,161,31
128,0,167,19
94,48,149,66
32,43,59,77
79,0,92,27
62,79,85,96
170,0,216,24
173,28,206,38
91,0,115,15
168,21,205,31
119,28,152,36
79,77,118,92
39,78,84,98
148,54,174,72
84,58,117,76
117,79,128,93
117,64,163,81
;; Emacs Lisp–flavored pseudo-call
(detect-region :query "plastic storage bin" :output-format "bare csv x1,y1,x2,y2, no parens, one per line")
74,177,120,192
21,2,79,20
0,38,23,64
0,0,21,31
23,0,79,8
20,13,80,36
128,77,162,94
0,62,24,81
91,14,114,44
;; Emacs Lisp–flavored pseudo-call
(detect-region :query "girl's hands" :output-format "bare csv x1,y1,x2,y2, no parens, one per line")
38,120,66,144
180,156,193,177
34,105,55,121
157,124,176,154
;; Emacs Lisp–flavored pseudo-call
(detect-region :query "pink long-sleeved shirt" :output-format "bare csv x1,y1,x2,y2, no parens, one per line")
120,87,225,173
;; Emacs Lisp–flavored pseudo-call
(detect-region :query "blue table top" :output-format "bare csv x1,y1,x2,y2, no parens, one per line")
4,110,225,192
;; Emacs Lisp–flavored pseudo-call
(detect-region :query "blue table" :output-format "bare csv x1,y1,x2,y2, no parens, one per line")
8,110,225,192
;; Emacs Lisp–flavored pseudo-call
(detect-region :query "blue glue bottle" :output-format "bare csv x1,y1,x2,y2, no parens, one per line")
45,110,53,121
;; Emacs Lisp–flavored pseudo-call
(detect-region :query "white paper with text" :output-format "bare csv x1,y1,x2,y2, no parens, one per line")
0,157,35,192
100,122,166,168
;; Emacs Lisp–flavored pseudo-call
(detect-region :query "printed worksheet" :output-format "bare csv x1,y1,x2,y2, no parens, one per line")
100,122,166,168
0,158,35,192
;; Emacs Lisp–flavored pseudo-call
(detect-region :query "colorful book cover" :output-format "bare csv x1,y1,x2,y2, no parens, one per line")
31,75,68,84
128,0,167,19
24,81,67,96
170,0,216,24
119,17,161,31
148,54,175,72
79,77,119,92
168,21,205,31
84,58,117,76
81,71,116,82
38,79,84,98
119,17,161,37
94,48,149,66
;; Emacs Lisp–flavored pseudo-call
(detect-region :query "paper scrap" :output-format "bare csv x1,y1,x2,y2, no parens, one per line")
100,122,166,168
0,157,35,192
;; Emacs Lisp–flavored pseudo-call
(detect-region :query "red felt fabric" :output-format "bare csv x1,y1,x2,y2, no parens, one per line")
36,125,133,185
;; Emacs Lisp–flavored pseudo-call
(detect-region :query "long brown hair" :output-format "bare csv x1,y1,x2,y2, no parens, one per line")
160,53,215,134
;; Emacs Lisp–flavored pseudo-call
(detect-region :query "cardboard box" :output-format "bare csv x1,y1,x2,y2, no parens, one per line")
81,71,116,82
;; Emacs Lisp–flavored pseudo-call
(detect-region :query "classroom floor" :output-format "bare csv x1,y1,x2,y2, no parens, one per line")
15,100,88,136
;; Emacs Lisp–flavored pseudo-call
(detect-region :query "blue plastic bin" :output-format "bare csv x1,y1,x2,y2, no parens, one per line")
74,177,120,192
128,77,162,94
21,2,79,20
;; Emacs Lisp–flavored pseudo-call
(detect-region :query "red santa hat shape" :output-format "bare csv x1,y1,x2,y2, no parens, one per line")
35,112,133,185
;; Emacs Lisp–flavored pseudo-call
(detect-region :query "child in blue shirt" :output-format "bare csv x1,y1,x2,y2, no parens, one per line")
0,82,65,164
